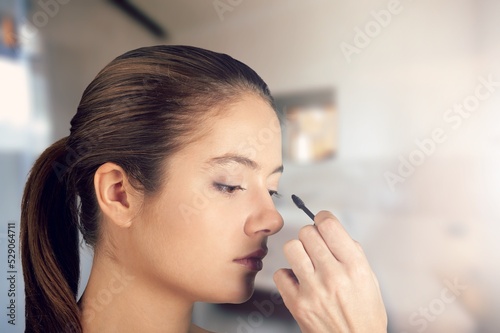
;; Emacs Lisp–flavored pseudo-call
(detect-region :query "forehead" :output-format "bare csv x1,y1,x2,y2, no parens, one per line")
172,94,282,169
209,95,280,140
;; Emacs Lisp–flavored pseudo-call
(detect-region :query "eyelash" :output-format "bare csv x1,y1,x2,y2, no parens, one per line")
214,183,281,198
269,190,282,198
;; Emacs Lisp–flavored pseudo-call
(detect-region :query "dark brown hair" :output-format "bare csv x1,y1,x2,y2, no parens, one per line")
20,45,274,333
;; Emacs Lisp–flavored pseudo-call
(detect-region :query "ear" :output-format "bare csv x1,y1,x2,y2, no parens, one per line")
94,162,142,228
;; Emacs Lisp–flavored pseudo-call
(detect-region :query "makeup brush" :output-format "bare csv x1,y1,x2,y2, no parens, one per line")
291,194,315,222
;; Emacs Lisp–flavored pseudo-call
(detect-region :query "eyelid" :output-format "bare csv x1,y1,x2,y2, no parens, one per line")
213,182,246,195
213,182,281,199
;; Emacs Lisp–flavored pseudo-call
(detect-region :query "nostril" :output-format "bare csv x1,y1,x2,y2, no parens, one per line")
271,215,285,235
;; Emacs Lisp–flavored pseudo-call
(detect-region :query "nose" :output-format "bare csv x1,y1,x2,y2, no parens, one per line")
244,193,284,236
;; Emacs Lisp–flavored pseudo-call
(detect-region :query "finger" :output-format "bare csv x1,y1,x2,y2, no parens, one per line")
298,224,339,271
283,239,315,282
273,268,299,304
314,210,366,265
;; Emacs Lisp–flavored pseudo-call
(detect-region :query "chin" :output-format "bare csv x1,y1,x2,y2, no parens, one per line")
207,276,256,304
231,274,257,303
225,289,255,304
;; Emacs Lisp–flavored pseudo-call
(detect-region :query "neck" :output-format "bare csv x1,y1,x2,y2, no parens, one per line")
79,251,195,333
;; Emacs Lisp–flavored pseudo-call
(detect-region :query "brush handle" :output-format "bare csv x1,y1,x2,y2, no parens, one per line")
301,206,316,221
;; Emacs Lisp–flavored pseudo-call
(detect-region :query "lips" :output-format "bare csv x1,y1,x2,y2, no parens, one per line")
233,248,268,271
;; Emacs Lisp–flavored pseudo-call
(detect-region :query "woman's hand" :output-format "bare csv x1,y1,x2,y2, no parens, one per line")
273,211,387,333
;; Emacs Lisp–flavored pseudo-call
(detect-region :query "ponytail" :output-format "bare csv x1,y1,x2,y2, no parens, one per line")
21,137,82,333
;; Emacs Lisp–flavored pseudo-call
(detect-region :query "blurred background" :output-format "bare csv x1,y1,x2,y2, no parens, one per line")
1,0,500,332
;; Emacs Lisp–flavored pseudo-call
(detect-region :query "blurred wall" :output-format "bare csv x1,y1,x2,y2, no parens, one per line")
37,0,160,141
171,0,499,160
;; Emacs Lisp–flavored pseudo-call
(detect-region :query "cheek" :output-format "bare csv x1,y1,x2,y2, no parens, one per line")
188,200,242,240
140,202,234,274
127,190,258,302
139,192,234,261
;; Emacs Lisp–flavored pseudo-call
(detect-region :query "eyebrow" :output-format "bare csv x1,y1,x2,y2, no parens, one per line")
207,153,284,175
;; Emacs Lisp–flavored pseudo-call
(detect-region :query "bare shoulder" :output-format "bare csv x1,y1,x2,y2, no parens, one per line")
190,324,215,333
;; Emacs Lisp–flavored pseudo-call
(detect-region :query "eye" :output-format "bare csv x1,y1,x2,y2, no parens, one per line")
214,183,246,194
269,190,282,198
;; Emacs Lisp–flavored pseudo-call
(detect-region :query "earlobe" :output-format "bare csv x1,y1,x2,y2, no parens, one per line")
94,162,138,228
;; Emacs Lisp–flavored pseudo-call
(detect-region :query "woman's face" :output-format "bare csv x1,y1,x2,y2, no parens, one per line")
127,94,284,303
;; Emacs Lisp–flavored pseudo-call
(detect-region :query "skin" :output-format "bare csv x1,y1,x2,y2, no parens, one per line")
79,93,387,333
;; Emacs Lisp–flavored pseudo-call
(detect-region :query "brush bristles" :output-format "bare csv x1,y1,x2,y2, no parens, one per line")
291,194,305,208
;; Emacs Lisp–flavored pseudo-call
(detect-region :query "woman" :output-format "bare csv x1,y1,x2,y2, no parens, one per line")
21,45,387,332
